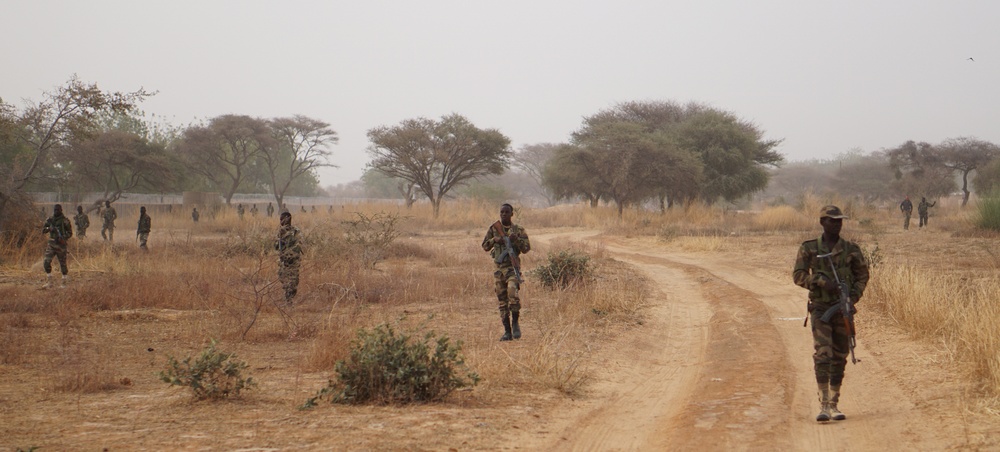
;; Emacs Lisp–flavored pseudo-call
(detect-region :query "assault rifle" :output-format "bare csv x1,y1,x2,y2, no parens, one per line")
492,221,522,283
45,219,67,246
817,251,859,364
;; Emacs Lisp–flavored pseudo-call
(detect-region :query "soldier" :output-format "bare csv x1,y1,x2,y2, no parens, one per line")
100,200,117,242
918,197,936,228
73,205,90,239
482,203,531,341
274,211,302,305
137,206,151,251
250,204,259,217
237,203,245,220
42,204,73,288
266,202,275,217
899,196,913,230
793,205,870,422
192,207,200,222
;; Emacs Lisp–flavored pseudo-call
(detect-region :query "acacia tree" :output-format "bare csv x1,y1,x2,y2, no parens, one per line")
542,143,605,207
935,137,1000,206
513,143,559,206
0,76,151,229
264,115,338,208
887,140,959,202
60,130,173,204
176,115,273,205
367,114,511,218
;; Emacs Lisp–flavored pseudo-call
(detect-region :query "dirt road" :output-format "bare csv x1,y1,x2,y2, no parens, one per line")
523,231,997,451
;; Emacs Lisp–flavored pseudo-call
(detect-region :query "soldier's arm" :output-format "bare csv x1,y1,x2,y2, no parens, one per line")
482,228,496,252
849,244,870,303
792,244,823,290
514,227,530,254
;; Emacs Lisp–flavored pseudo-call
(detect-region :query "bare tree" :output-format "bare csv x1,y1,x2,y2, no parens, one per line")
176,115,272,205
513,143,559,206
264,115,338,208
61,130,173,203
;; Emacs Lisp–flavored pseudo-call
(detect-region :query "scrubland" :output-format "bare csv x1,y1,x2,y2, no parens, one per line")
1,195,998,449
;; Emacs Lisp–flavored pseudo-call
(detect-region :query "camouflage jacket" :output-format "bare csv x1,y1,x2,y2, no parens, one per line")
793,235,870,307
102,207,117,227
74,212,90,229
137,213,151,233
43,214,73,244
918,200,935,214
275,225,302,263
481,222,530,268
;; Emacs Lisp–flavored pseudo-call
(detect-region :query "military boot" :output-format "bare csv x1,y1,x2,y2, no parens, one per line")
816,382,831,422
511,311,521,339
829,385,846,421
500,314,513,342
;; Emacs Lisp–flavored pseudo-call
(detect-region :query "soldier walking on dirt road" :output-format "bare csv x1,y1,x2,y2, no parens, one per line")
918,197,936,228
793,205,870,422
482,203,531,341
899,196,913,230
274,211,302,305
100,200,117,242
74,205,90,239
137,206,151,251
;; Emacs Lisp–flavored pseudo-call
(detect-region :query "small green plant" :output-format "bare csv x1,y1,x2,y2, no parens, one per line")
302,323,478,407
976,194,1000,231
530,250,592,290
159,340,256,400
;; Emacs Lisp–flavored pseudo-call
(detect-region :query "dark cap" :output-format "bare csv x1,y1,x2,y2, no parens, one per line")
819,205,848,219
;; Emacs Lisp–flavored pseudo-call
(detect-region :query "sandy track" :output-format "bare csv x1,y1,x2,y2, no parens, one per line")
527,231,997,451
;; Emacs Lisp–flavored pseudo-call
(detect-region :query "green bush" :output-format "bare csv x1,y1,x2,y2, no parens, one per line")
303,323,478,407
976,194,1000,231
530,250,592,290
159,340,256,400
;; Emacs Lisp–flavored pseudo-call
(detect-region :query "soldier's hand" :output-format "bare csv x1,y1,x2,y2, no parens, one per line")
493,237,503,244
820,277,840,294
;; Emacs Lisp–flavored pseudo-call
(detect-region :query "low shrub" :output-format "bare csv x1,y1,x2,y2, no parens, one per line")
159,340,256,400
530,250,592,290
302,323,478,407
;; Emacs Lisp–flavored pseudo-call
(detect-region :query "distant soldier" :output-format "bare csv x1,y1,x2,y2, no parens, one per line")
192,207,200,222
137,206,151,251
899,196,913,230
266,202,275,217
918,197,936,228
42,204,73,288
274,211,302,305
237,203,245,220
73,205,90,239
482,203,531,341
100,200,117,242
793,205,870,422
301,205,307,213
250,204,259,217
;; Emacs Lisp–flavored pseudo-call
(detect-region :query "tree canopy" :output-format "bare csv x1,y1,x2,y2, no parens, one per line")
367,113,511,217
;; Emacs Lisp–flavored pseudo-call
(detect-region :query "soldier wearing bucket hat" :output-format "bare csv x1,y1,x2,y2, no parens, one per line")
793,205,869,422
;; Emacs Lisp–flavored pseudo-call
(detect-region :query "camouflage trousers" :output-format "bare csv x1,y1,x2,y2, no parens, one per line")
43,241,69,275
101,225,115,241
279,259,300,302
810,308,851,386
138,232,149,249
77,227,87,238
919,213,929,227
493,266,521,316
902,213,911,230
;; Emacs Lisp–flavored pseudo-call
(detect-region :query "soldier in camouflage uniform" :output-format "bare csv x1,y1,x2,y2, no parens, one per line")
482,203,531,341
274,211,302,304
137,206,151,251
73,205,90,239
793,205,870,422
42,204,74,288
100,200,117,242
917,197,936,228
899,196,913,230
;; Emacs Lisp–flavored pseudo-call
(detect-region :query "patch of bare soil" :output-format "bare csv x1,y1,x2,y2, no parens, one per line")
1,227,998,451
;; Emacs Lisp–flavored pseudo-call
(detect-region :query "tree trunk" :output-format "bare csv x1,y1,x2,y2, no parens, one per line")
961,170,971,207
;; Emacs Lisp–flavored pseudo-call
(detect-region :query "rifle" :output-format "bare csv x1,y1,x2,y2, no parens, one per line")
817,251,859,364
45,219,68,246
492,221,523,283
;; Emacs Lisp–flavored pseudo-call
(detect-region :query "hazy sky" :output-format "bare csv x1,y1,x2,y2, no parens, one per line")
4,1,998,186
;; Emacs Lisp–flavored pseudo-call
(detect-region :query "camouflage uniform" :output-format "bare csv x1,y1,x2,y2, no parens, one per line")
237,204,245,220
74,207,90,238
275,218,302,303
101,204,117,241
137,208,151,250
794,236,869,387
43,208,74,277
899,197,912,230
482,222,531,319
917,198,935,228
